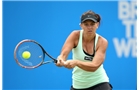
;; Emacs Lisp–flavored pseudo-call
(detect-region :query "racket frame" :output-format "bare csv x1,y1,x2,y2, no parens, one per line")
14,39,57,69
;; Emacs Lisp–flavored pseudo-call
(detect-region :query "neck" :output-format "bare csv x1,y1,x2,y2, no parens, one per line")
83,33,96,42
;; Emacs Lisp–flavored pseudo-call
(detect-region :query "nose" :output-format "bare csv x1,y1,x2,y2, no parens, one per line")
87,25,92,29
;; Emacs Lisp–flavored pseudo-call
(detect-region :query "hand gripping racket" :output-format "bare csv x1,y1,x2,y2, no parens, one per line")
14,39,57,69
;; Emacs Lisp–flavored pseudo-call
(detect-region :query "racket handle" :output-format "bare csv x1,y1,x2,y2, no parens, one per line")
54,60,57,63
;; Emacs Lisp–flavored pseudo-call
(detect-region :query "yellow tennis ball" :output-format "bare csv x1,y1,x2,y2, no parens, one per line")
22,51,31,59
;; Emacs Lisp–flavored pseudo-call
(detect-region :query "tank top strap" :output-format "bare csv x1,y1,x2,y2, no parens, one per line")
95,33,99,49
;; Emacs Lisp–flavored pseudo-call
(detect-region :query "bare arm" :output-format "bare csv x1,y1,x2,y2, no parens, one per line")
64,37,108,72
56,31,79,66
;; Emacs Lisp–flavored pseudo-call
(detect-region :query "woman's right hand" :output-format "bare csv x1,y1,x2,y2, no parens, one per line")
56,55,65,67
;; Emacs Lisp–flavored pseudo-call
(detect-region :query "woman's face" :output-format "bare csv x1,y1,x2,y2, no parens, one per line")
81,20,99,35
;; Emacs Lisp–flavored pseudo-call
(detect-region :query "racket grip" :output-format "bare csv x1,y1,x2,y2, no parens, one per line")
54,60,57,63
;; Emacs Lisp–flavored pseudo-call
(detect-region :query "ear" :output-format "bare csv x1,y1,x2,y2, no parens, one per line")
79,23,82,28
96,22,99,28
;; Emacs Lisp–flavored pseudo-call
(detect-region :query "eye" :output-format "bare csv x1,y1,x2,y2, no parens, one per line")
83,22,96,26
91,23,95,26
84,23,88,26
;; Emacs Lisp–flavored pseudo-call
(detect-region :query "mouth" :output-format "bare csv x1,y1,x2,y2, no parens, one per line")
88,30,92,32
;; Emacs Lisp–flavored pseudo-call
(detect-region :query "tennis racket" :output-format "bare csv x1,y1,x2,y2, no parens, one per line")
14,39,57,69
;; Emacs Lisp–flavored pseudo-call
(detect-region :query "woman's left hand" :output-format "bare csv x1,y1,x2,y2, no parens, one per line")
63,60,78,69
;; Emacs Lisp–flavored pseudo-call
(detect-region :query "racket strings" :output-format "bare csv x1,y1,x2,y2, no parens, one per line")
15,42,44,68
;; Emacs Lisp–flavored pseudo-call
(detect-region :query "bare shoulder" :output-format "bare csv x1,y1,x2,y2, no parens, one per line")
70,30,80,47
71,30,80,36
97,35,108,50
99,35,108,44
70,30,80,39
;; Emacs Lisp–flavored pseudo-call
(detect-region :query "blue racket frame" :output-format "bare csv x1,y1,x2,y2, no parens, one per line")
14,39,57,69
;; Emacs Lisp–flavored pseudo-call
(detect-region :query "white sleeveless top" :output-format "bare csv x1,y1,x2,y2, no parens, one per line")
72,30,109,89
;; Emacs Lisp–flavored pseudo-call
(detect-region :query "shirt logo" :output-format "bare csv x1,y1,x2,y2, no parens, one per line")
84,56,93,61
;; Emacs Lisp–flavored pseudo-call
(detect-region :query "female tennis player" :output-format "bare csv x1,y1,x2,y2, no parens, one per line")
56,10,113,90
